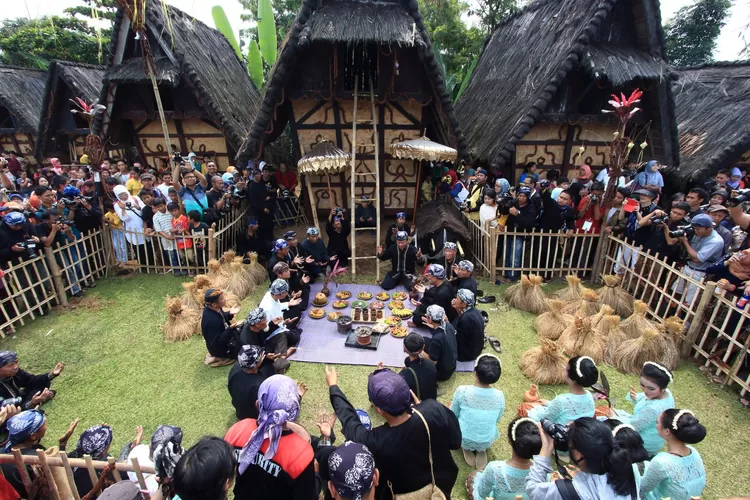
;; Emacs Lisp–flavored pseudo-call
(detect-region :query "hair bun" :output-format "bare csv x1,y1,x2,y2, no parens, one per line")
676,421,707,445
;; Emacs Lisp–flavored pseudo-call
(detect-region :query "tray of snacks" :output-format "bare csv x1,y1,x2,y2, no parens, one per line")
351,307,382,323
309,308,326,319
327,311,343,322
351,300,368,309
390,326,408,338
333,300,349,309
392,291,408,301
375,292,390,301
388,300,405,310
370,301,386,309
335,291,352,300
357,291,373,300
384,316,403,327
391,308,413,319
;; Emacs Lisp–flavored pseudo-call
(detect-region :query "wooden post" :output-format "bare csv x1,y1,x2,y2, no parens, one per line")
44,246,68,307
413,159,421,221
13,449,34,499
208,227,216,262
84,455,98,488
591,231,610,284
130,456,150,498
101,222,115,278
306,175,320,229
682,281,715,357
108,456,122,482
36,449,61,500
60,451,81,500
326,174,333,209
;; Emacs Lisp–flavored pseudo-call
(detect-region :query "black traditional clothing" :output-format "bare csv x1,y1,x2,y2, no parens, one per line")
326,219,351,267
426,323,458,381
378,244,423,290
201,307,240,358
400,357,438,401
451,307,484,362
228,365,268,420
413,281,456,327
0,370,52,410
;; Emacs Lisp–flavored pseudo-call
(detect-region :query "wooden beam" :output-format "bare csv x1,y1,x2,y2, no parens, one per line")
562,124,577,176
296,101,326,125
390,101,421,127
173,120,189,154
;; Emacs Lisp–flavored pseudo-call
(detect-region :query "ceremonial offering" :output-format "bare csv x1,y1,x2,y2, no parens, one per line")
388,300,405,310
356,326,372,346
309,308,326,319
375,292,390,301
333,300,349,309
384,316,403,326
371,301,385,309
392,308,413,319
351,300,368,309
312,293,329,306
357,291,373,300
392,292,408,300
327,311,343,322
335,291,352,300
390,326,408,338
336,315,353,333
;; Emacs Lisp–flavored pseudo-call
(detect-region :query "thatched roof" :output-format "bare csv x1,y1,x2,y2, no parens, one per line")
237,0,467,162
0,65,47,133
414,200,472,241
35,61,106,158
95,0,261,151
456,0,677,169
106,56,180,86
673,61,750,182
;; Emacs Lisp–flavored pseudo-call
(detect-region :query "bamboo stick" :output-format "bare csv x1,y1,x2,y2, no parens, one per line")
13,449,34,499
0,454,155,474
36,449,61,500
84,455,98,489
60,451,81,500
108,456,122,482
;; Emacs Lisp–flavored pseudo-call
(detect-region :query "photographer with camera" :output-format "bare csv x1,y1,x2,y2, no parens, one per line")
502,186,537,281
574,182,605,234
463,169,488,218
36,211,86,297
172,160,209,222
526,417,638,500
635,202,690,265
0,212,40,265
671,214,725,304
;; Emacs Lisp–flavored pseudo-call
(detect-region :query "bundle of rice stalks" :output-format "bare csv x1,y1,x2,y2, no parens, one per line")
589,304,615,329
534,299,573,340
611,328,680,375
180,282,202,310
233,256,257,292
597,275,635,317
657,316,685,370
221,250,237,275
163,297,201,341
504,274,530,308
620,300,657,340
554,275,587,302
518,275,547,314
225,261,253,299
603,316,629,364
519,338,569,385
564,288,601,316
222,291,241,310
557,315,605,363
246,252,268,286
207,259,230,288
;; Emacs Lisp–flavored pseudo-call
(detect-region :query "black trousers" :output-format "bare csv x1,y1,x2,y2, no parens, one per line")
381,271,414,290
412,304,428,327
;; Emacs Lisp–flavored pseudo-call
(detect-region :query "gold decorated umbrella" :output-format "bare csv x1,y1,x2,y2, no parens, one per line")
390,135,458,219
298,140,351,228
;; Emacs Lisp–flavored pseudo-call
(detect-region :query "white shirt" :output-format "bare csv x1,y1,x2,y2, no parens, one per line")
157,183,172,199
259,291,289,323
479,203,498,228
152,210,175,250
119,206,146,245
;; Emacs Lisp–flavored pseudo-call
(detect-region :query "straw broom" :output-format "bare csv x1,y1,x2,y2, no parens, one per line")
504,274,531,308
557,315,605,363
519,338,569,385
163,297,201,341
597,275,634,317
554,275,588,302
246,252,269,287
611,328,679,375
620,300,657,340
519,275,547,314
589,304,615,329
534,299,573,340
207,259,230,288
226,261,253,299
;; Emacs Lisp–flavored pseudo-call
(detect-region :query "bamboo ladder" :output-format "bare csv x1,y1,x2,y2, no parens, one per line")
350,75,381,280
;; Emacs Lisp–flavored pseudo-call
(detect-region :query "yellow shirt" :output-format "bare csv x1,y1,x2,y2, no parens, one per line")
103,211,123,229
126,178,143,197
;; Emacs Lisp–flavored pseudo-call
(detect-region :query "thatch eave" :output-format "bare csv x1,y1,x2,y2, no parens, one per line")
0,64,47,134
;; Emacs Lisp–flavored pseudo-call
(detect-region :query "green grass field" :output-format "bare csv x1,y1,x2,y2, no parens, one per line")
3,273,749,499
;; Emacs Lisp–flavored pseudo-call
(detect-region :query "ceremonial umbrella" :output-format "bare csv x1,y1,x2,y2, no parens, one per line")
298,140,351,228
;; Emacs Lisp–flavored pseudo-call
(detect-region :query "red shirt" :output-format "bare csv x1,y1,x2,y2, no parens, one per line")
171,215,193,249
574,197,603,234
274,171,297,190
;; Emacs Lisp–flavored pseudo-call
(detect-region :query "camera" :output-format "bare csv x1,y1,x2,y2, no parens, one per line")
590,194,599,202
58,197,77,207
651,217,666,225
16,239,38,258
728,188,750,206
669,225,695,239
540,418,569,451
230,185,246,199
56,219,75,226
75,195,94,203
539,179,551,190
497,193,515,209
0,397,21,408
125,202,133,209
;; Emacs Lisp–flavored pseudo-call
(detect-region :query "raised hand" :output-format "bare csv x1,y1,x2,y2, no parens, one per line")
325,365,339,387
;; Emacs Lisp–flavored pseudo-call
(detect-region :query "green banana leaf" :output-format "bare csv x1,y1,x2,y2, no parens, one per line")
257,0,278,66
212,5,242,61
247,40,264,88
455,56,478,102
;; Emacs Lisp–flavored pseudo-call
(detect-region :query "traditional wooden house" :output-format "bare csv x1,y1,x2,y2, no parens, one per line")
236,0,467,216
0,65,46,165
35,61,106,163
456,0,679,183
672,61,750,185
94,0,261,170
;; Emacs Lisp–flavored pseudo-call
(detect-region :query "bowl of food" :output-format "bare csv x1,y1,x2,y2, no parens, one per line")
392,291,408,301
392,308,413,319
312,293,328,306
375,292,389,301
327,311,343,322
370,301,385,309
390,326,408,338
351,300,368,309
356,326,372,346
309,308,326,319
384,316,402,327
372,323,390,335
388,300,405,310
357,291,373,300
336,315,353,333
335,291,352,300
333,300,349,309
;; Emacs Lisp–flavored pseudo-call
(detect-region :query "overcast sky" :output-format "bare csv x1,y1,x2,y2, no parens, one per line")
3,0,748,61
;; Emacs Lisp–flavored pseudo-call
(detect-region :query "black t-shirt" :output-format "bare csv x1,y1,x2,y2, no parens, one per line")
141,205,154,230
429,324,458,380
400,357,438,400
34,222,67,247
190,222,210,249
206,189,224,209
227,365,267,420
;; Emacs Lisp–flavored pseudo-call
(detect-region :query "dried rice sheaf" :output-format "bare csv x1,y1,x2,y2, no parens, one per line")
163,297,201,342
589,304,615,329
656,316,686,370
207,259,230,288
519,338,569,385
620,300,657,340
611,328,680,375
517,275,547,314
504,274,530,308
181,282,202,310
246,252,269,286
564,288,601,316
597,275,635,317
225,261,253,299
534,299,573,340
557,315,605,363
602,315,629,364
554,275,588,302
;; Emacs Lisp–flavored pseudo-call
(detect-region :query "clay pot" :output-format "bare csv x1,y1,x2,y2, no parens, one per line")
524,384,539,403
321,284,331,296
337,316,353,334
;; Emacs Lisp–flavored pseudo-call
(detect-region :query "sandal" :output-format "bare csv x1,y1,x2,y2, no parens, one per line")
487,336,502,353
739,397,750,408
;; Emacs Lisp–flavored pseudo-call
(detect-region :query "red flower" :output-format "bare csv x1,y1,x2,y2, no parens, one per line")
602,89,643,123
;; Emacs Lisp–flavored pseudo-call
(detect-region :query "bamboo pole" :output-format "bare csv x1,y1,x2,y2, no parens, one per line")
36,449,61,500
0,454,155,474
413,159,421,222
44,247,68,307
108,456,122,482
148,68,176,172
60,452,81,500
13,449,34,499
306,176,320,229
84,455,98,488
326,175,333,210
208,227,216,262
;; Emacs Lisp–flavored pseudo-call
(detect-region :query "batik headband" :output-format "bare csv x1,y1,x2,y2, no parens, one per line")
457,288,475,307
0,350,18,368
643,361,673,384
426,264,445,279
396,212,406,219
426,304,446,324
396,231,408,241
75,425,114,459
273,239,288,252
328,442,376,500
306,227,320,236
283,231,297,240
238,345,264,369
672,409,695,431
457,260,474,272
511,418,536,443
576,356,595,379
246,307,266,326
4,410,45,452
270,279,289,295
444,242,457,251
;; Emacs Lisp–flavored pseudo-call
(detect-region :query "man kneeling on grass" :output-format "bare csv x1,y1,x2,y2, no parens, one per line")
0,351,64,409
240,308,297,374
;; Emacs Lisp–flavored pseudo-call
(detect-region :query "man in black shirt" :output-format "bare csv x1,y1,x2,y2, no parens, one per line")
0,212,39,266
325,366,461,498
451,289,484,362
504,187,537,281
449,259,478,296
206,175,231,213
640,202,690,264
326,209,351,267
201,289,242,359
421,304,458,381
268,239,291,282
376,231,424,290
228,345,270,420
686,188,708,219
0,350,63,410
248,170,274,243
399,333,438,401
411,264,456,328
354,196,377,235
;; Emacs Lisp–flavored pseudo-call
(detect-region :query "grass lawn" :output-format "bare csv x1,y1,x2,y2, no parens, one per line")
3,273,749,499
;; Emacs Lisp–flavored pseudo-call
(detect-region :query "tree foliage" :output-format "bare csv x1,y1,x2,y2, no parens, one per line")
664,0,732,66
238,0,301,49
467,0,518,35
0,16,108,68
